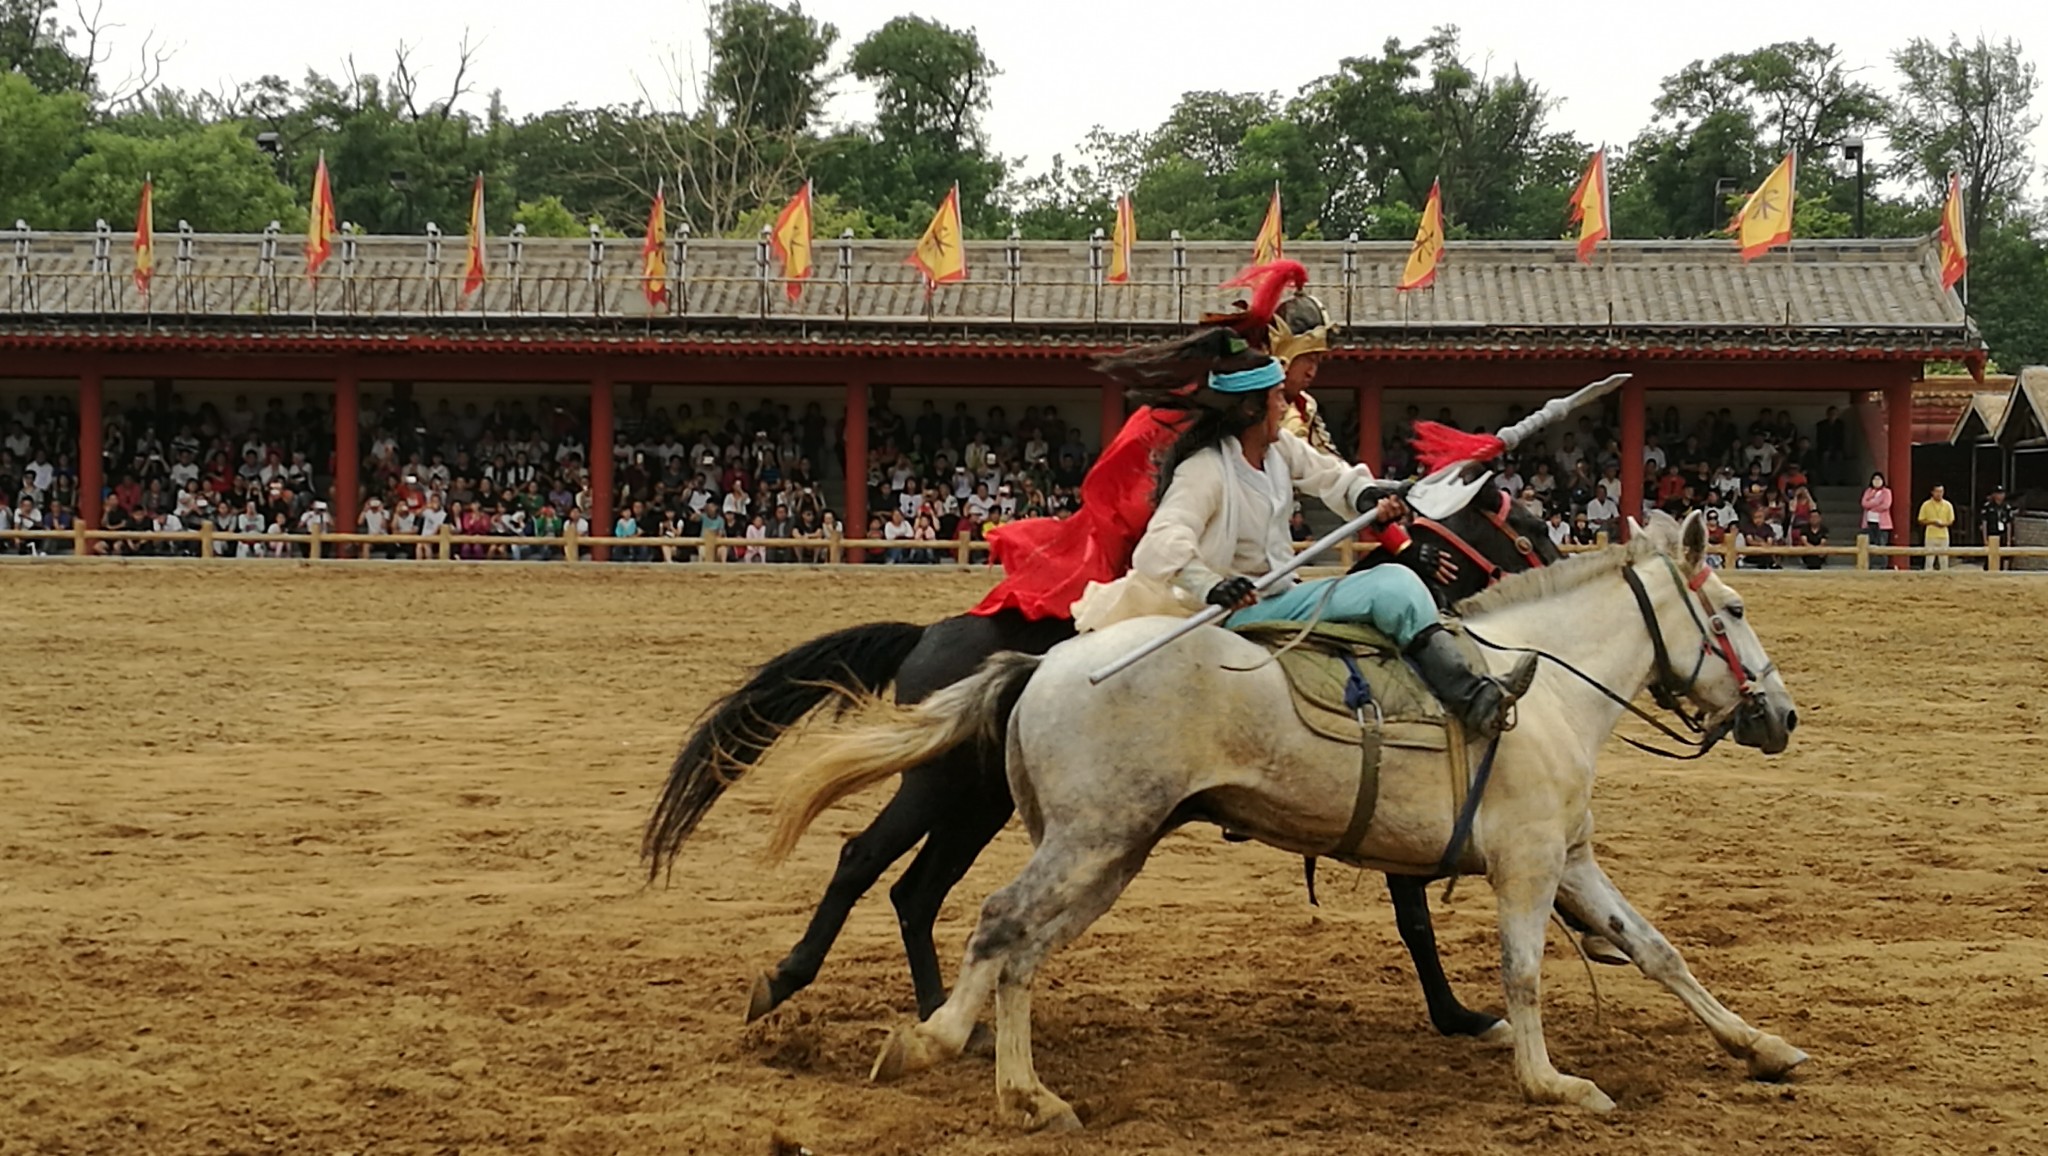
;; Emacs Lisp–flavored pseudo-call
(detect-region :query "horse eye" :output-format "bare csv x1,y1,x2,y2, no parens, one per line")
1727,604,1746,620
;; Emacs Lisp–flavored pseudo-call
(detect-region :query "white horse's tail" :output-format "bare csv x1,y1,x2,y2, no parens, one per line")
765,651,1042,863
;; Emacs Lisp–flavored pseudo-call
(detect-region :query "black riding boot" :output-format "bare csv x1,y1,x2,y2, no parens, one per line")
1405,624,1537,739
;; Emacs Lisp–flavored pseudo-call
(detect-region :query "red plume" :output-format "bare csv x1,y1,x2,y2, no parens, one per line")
1219,259,1308,329
1411,420,1507,473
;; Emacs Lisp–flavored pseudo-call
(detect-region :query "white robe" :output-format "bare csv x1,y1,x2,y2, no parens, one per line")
1072,430,1375,633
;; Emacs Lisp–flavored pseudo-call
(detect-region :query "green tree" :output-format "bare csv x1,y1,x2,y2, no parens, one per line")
816,15,1007,235
46,122,300,231
0,71,89,223
1889,34,2039,247
0,0,87,94
1967,214,2048,369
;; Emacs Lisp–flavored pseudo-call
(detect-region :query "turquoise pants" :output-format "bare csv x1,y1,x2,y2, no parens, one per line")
1224,565,1438,648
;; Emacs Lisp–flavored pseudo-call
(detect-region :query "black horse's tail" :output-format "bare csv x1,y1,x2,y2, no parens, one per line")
642,621,928,881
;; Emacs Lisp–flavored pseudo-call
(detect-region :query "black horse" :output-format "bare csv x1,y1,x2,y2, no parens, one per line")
644,481,1562,1039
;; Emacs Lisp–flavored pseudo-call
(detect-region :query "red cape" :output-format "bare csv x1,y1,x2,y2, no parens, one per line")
968,406,1190,620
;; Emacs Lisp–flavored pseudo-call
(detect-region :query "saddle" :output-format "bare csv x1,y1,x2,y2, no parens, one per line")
1228,620,1477,863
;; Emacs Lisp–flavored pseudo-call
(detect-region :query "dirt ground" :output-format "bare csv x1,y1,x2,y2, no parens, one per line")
2,562,2045,1156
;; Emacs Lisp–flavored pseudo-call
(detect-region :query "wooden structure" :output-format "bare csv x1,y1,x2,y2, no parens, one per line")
2,228,1983,562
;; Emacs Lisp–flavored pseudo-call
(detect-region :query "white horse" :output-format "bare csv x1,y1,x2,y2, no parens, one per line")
767,511,1804,1130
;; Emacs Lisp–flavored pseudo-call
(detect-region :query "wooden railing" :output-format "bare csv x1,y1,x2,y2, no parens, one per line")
3,525,2045,571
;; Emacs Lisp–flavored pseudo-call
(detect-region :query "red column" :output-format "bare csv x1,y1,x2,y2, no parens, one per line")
1885,378,1915,571
78,370,104,531
590,377,615,562
1099,380,1124,452
844,379,869,561
333,371,360,538
1355,381,1383,473
1618,376,1646,536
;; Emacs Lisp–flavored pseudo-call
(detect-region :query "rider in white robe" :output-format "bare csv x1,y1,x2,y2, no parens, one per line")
1074,333,1534,738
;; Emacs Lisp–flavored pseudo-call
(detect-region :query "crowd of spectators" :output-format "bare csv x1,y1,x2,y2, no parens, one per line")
1377,402,1857,568
0,389,2016,569
0,391,1105,562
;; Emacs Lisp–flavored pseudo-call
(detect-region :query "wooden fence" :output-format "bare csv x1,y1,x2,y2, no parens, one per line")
4,525,2047,572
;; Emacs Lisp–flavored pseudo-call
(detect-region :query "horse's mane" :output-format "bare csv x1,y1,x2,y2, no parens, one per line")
1452,528,1665,619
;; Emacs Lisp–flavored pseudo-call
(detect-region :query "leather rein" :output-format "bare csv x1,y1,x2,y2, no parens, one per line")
1463,556,1769,760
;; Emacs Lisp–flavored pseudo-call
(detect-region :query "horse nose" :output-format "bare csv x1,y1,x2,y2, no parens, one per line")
1783,709,1798,733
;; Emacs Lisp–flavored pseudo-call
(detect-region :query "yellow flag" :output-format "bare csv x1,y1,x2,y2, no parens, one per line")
1251,184,1283,266
772,180,815,301
1729,152,1796,261
306,152,336,279
907,184,966,292
461,174,486,296
1106,194,1134,284
133,177,155,294
1938,171,1967,290
1399,180,1446,291
640,185,669,307
1568,149,1610,263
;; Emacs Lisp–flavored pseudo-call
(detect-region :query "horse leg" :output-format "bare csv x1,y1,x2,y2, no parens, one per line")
874,831,1153,1134
1385,875,1508,1040
747,770,935,1021
1492,842,1616,1113
1555,850,1808,1081
889,747,1015,1021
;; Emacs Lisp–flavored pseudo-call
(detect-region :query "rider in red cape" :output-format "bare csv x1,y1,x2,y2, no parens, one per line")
972,259,1349,620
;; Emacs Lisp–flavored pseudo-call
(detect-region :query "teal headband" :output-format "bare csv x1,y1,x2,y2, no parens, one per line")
1207,361,1284,394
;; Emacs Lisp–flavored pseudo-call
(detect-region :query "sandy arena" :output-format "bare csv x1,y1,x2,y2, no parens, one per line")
2,563,2045,1155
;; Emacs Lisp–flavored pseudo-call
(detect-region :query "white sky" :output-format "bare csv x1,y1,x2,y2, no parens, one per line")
84,0,2048,194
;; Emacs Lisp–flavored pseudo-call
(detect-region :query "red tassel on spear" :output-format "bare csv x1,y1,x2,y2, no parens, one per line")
1410,420,1508,473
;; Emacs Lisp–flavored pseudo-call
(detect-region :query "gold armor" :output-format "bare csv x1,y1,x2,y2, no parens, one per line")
1271,292,1337,455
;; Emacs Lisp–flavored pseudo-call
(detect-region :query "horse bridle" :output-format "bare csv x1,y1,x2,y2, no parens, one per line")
1466,556,1769,760
1414,489,1549,585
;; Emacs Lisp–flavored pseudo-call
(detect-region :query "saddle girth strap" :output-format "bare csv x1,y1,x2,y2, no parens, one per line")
1328,653,1382,862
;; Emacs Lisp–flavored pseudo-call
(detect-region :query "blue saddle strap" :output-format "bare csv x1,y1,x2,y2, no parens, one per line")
1340,653,1374,713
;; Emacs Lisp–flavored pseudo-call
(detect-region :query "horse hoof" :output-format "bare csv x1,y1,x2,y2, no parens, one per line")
1580,933,1631,966
745,973,780,1023
1476,1018,1514,1047
1557,1076,1616,1114
964,1021,996,1058
870,1025,936,1084
1746,1034,1810,1081
1006,1089,1081,1133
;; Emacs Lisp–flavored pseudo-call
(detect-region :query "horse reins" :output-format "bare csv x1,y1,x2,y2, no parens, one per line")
1462,557,1767,761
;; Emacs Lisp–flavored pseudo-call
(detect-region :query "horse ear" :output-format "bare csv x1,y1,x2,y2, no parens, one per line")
1624,516,1643,542
1680,509,1708,572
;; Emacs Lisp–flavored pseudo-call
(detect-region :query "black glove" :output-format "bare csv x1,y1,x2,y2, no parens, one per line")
1400,539,1452,580
1205,575,1256,608
1354,483,1406,514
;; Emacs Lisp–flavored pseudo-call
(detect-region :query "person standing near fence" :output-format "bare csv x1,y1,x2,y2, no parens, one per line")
1917,484,1955,571
1980,485,2013,572
1860,472,1894,548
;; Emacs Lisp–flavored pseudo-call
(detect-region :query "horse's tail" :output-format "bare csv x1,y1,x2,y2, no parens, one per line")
765,651,1042,864
642,620,928,881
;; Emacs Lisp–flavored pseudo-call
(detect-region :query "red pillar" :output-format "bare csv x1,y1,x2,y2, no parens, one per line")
333,371,360,537
844,379,869,561
1618,375,1646,536
78,370,104,531
1355,381,1383,474
1099,380,1125,452
590,377,615,562
1885,378,1914,571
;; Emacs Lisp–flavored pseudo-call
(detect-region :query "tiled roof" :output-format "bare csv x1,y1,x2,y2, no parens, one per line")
2,229,1978,357
1995,367,2048,446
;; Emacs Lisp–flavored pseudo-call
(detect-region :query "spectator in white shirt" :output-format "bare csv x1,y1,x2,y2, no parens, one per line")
1584,484,1619,528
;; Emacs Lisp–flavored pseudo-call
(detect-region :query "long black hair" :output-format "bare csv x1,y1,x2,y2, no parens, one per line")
1094,327,1278,506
